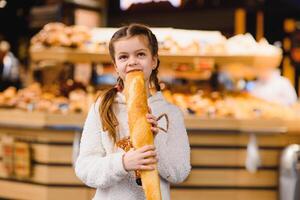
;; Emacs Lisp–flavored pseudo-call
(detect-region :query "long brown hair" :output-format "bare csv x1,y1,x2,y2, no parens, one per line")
100,23,161,143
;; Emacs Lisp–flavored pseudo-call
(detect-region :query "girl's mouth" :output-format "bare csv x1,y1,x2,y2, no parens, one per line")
126,68,142,73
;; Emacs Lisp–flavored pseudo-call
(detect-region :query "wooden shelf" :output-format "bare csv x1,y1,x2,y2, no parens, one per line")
0,109,85,129
30,47,111,64
159,68,211,80
0,109,297,132
30,47,282,69
184,115,287,133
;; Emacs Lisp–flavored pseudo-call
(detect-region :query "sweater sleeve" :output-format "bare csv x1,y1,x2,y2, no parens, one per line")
74,102,128,189
154,105,191,184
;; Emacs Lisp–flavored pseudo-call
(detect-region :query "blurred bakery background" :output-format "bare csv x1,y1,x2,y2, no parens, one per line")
0,0,300,200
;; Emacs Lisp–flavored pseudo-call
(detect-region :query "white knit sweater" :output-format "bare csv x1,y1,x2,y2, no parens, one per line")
75,91,191,200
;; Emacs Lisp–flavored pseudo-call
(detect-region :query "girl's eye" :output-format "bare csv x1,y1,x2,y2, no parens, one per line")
118,55,127,60
137,52,146,57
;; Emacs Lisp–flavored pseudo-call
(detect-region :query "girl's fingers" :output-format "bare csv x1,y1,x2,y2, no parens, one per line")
146,113,151,119
141,150,156,158
148,119,158,127
140,158,158,165
146,113,157,121
146,115,158,129
136,150,156,160
137,145,155,153
139,164,155,171
151,127,159,133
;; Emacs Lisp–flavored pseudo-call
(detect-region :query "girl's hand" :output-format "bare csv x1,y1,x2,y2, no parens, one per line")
146,108,159,136
123,145,158,171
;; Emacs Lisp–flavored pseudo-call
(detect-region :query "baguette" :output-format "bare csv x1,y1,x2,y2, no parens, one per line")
125,71,162,200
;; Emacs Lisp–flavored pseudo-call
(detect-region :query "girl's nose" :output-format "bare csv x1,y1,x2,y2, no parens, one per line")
128,57,138,66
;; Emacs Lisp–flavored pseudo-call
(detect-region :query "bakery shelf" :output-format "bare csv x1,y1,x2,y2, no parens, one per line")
284,120,300,134
159,53,282,68
0,108,296,133
29,47,282,69
184,115,288,133
30,47,111,64
0,109,85,129
184,116,240,131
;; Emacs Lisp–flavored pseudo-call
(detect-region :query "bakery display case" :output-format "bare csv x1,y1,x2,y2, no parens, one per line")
0,109,300,200
0,24,300,200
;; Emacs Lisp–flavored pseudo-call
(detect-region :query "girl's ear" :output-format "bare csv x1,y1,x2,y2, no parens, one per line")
152,56,158,70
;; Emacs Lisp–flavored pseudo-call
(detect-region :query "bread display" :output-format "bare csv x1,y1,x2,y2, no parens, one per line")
124,71,162,200
0,83,94,114
31,23,91,48
30,24,282,59
1,82,298,121
163,90,300,120
5,25,298,120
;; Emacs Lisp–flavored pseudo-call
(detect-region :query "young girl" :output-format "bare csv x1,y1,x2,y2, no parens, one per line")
75,24,191,200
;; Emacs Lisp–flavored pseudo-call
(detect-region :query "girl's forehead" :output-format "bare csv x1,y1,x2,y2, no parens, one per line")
114,35,150,50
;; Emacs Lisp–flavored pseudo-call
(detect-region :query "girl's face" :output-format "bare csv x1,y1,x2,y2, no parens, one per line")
113,35,157,83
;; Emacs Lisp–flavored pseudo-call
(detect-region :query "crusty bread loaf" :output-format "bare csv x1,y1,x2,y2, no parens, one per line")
125,71,162,200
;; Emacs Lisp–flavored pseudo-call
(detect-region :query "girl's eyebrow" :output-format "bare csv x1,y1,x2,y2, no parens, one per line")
117,52,127,55
135,48,147,52
117,49,147,55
